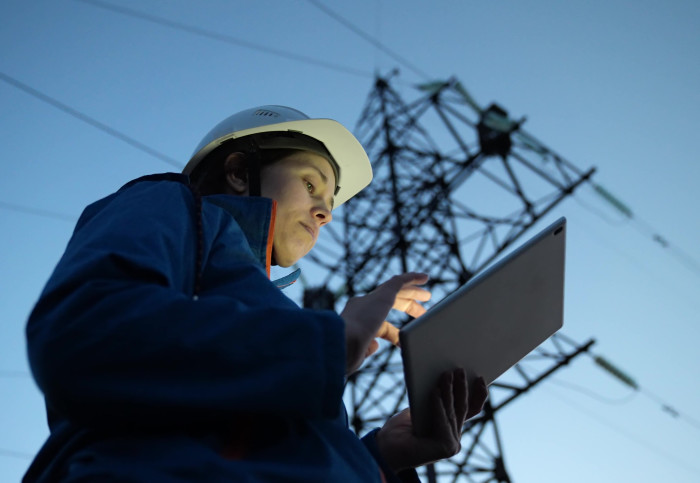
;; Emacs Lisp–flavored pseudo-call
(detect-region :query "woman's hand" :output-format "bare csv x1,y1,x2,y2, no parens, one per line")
376,369,488,472
341,272,430,375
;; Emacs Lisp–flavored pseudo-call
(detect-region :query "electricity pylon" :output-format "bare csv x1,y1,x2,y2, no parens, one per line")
303,73,596,482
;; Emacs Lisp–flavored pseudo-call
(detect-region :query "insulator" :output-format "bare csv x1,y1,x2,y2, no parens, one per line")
594,356,639,389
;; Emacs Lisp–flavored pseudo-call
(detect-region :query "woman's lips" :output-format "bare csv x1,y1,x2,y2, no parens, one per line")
301,222,316,240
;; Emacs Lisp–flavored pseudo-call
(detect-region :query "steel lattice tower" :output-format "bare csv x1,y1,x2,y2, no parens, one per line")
303,74,596,482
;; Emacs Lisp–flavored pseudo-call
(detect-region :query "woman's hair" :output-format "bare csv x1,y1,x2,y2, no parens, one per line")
188,136,296,196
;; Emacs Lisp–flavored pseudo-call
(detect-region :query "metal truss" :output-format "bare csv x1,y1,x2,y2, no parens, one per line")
303,73,596,481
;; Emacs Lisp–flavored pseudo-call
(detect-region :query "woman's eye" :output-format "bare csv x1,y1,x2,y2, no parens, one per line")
306,181,314,193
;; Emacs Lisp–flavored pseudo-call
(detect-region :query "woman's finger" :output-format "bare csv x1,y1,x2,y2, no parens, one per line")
440,370,459,440
453,368,469,426
365,339,379,357
396,285,432,302
430,384,453,443
375,321,400,346
407,300,428,318
467,377,488,419
393,286,431,319
379,273,429,295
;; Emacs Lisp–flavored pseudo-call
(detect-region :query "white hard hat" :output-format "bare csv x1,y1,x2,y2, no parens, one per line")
184,105,373,207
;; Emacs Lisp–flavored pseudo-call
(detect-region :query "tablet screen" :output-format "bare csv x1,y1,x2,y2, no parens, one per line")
399,218,566,436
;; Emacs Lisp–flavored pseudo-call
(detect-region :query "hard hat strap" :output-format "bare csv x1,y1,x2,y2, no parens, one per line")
242,136,263,197
247,157,261,197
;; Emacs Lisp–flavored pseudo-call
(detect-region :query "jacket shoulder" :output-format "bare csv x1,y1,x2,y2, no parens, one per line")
75,173,194,231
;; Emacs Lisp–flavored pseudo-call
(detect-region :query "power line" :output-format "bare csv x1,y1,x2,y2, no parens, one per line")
75,0,373,79
0,448,33,460
548,377,638,405
632,217,700,278
305,0,431,80
573,188,629,227
0,201,75,223
0,72,183,169
638,386,700,432
545,385,700,478
585,180,700,279
590,353,700,433
566,207,699,314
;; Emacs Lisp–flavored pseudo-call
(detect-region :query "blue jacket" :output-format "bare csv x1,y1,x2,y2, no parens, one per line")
25,174,418,482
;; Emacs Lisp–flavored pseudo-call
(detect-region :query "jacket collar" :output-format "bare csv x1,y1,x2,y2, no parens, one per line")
120,174,301,288
205,194,274,270
205,194,301,288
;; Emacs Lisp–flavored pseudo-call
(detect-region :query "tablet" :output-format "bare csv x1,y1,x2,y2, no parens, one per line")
399,217,566,435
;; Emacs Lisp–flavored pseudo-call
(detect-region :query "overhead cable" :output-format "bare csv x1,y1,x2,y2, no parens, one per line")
591,353,700,432
306,0,431,80
76,0,372,79
586,181,700,278
0,72,183,169
548,377,637,405
0,201,75,223
0,448,33,460
546,386,700,477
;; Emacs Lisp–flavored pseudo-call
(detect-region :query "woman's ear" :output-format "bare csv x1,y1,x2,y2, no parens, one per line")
224,152,249,195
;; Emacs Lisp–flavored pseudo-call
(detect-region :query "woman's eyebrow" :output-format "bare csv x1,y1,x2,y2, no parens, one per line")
310,165,328,184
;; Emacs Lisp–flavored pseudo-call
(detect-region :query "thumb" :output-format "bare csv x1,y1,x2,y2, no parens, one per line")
365,339,380,357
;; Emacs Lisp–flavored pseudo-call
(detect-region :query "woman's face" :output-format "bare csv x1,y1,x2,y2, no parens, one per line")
259,151,336,267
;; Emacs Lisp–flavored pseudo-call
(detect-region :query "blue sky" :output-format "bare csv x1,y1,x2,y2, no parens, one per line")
1,1,699,481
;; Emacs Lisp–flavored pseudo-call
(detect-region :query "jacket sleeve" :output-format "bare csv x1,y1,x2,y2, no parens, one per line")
26,179,346,430
361,430,421,483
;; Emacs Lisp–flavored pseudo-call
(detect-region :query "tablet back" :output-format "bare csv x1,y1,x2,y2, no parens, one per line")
399,217,566,435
